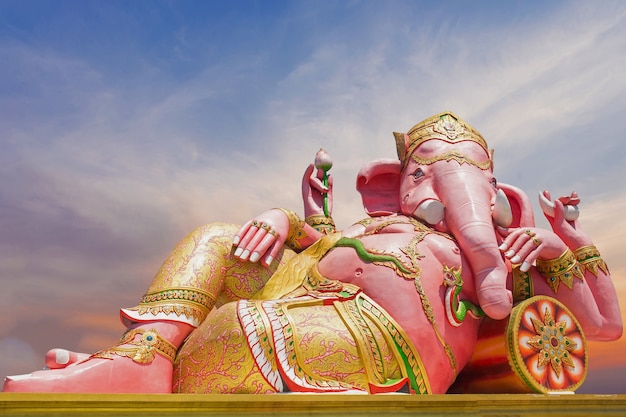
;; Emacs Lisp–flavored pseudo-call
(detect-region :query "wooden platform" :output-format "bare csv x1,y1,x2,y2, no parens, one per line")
1,393,626,416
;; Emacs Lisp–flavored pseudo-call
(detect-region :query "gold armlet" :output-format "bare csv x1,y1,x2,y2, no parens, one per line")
275,208,307,251
574,245,609,277
536,249,584,293
305,214,336,235
511,265,534,303
91,328,177,364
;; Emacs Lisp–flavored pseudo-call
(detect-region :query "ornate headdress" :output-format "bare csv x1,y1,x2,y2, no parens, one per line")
393,111,492,170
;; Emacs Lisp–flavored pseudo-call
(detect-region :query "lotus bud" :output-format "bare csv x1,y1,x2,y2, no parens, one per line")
314,148,333,172
314,148,332,217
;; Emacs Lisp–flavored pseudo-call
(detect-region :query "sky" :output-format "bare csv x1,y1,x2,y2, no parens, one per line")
0,0,625,394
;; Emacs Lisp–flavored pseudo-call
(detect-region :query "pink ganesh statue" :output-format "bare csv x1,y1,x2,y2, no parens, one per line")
3,111,622,395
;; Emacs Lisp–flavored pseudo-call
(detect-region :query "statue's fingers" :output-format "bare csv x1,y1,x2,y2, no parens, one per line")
502,228,531,256
239,225,268,260
262,236,287,267
513,235,543,269
543,190,552,202
552,198,566,226
234,221,260,257
302,164,315,186
233,220,253,246
308,176,328,193
249,232,278,263
558,191,580,206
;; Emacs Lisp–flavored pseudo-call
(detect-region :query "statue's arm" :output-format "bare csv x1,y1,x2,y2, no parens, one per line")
232,153,336,267
500,192,622,341
539,191,622,341
301,150,336,235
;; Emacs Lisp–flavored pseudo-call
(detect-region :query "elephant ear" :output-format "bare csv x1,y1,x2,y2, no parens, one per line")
356,158,402,217
498,183,535,228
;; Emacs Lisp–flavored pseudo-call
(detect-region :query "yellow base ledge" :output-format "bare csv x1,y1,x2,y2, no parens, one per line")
1,393,626,416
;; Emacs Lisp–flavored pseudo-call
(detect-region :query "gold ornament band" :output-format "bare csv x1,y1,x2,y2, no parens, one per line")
305,214,336,235
574,245,609,277
512,265,534,303
536,249,584,293
275,208,308,251
92,328,177,364
410,150,492,171
131,287,214,325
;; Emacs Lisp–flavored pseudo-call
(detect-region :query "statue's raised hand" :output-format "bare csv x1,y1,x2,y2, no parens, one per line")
233,209,289,267
539,190,592,249
302,149,333,217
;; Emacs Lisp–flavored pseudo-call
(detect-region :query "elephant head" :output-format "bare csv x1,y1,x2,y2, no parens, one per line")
356,111,534,320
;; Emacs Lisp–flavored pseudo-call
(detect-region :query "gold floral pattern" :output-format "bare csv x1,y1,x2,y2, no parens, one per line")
506,296,587,393
527,307,577,378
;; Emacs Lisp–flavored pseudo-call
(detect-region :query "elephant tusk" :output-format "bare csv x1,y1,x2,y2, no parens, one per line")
492,189,513,227
413,199,445,225
538,191,579,221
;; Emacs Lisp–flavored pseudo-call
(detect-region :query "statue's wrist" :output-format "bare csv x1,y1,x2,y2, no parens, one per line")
275,208,308,251
573,245,609,277
535,249,584,293
305,213,336,235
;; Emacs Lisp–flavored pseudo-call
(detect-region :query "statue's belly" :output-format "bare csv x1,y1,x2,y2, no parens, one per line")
317,233,479,393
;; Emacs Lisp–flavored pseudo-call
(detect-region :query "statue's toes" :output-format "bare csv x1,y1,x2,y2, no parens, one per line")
45,349,90,369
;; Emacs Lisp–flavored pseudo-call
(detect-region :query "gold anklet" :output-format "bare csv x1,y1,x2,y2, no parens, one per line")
574,245,609,277
536,249,584,293
92,328,177,364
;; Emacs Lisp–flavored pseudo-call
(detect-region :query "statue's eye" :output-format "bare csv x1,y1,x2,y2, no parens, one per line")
490,177,498,188
412,168,424,180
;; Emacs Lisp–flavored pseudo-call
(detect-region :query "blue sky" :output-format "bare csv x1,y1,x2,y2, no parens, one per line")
1,0,625,393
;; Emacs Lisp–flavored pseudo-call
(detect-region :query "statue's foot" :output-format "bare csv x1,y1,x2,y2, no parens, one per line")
2,326,180,393
45,349,90,369
3,354,174,393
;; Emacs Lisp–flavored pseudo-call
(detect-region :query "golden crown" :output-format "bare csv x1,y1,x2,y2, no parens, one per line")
393,111,490,168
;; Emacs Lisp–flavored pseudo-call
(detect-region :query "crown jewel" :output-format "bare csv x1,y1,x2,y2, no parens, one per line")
433,114,465,140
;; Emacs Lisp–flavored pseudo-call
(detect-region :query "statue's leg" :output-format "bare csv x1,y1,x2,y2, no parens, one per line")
173,302,278,394
2,222,292,393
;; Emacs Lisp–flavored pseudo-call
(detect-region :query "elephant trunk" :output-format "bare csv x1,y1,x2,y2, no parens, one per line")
440,170,512,320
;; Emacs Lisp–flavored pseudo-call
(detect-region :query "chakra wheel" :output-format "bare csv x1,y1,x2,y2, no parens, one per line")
506,296,587,393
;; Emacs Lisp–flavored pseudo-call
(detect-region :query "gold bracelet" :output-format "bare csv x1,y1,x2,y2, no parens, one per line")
574,245,609,277
305,214,336,235
91,328,177,364
275,208,307,251
536,249,584,293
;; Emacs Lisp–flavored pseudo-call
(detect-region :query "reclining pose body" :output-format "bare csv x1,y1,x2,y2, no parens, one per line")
4,112,621,394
